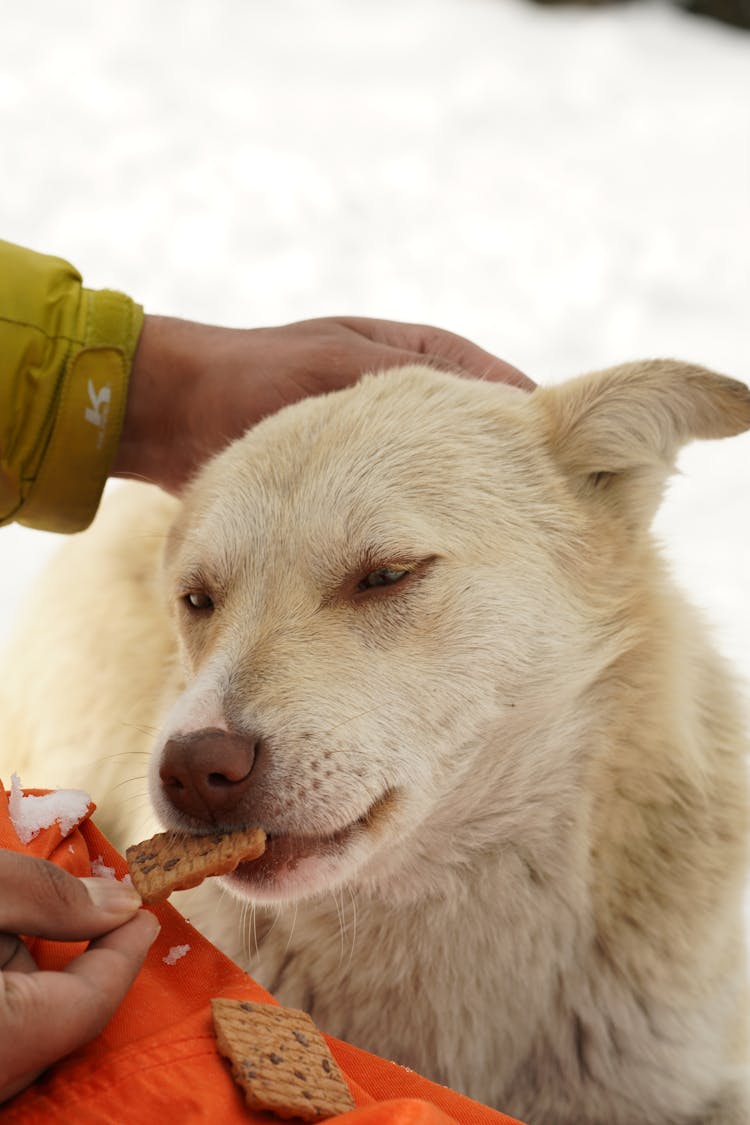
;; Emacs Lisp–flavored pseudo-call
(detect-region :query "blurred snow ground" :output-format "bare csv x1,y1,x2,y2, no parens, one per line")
1,0,749,854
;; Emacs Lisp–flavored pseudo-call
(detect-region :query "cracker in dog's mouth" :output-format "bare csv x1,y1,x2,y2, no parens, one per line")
230,787,397,885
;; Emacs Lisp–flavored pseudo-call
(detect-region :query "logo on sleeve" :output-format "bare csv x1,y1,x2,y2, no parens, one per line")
84,381,111,448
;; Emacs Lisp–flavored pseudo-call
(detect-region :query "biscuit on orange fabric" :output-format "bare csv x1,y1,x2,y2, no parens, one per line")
211,998,356,1121
125,826,266,903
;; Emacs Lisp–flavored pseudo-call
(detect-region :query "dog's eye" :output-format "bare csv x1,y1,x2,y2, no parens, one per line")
357,567,409,592
182,591,214,612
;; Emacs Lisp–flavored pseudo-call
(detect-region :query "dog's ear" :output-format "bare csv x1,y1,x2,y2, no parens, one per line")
534,359,750,524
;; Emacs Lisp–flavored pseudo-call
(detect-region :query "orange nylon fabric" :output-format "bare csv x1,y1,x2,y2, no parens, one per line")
0,783,526,1125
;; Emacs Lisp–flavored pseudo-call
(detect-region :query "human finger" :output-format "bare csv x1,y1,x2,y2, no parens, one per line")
0,909,159,1103
0,850,142,941
417,328,534,390
335,317,535,390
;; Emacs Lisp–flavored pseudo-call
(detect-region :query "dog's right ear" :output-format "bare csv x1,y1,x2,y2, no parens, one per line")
533,359,750,526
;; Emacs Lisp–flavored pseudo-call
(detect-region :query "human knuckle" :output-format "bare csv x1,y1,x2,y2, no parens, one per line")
0,970,39,1044
0,933,22,971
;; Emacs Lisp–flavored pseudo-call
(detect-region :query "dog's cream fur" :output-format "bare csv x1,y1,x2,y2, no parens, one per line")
2,361,750,1123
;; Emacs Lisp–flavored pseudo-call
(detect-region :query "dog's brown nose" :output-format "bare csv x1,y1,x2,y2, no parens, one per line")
159,728,257,822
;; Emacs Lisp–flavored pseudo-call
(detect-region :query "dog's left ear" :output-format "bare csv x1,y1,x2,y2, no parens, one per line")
534,359,750,524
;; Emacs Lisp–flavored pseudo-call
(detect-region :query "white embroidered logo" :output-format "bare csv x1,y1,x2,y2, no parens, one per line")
84,381,111,448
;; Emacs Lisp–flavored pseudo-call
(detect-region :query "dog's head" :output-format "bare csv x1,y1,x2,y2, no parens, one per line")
150,361,750,904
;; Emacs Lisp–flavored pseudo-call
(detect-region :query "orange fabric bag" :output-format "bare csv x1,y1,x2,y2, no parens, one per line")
0,783,526,1125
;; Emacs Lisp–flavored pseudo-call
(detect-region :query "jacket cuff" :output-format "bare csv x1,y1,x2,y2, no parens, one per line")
18,288,143,533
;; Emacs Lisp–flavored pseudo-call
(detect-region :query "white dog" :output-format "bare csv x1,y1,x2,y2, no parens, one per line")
2,360,749,1124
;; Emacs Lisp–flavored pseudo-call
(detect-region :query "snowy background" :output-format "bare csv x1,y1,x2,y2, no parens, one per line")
1,2,748,685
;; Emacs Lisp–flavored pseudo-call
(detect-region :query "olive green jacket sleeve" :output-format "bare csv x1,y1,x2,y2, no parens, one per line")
0,240,143,532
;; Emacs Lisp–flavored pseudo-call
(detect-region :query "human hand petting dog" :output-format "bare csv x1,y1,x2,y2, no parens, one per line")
114,314,534,493
0,850,159,1104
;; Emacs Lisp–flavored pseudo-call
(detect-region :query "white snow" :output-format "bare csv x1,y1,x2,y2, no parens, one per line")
8,773,91,845
163,944,191,966
89,855,135,884
91,854,117,879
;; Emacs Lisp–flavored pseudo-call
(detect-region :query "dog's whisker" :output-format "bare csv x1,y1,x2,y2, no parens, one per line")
117,789,152,804
131,808,159,837
239,900,249,962
252,903,261,963
244,899,259,963
345,884,358,974
283,900,298,959
109,775,148,793
237,896,248,957
235,892,256,965
263,903,283,942
78,749,152,770
332,888,346,969
322,704,382,736
118,721,162,736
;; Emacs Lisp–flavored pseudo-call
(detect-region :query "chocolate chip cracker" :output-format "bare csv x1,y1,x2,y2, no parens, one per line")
125,826,266,903
211,998,355,1121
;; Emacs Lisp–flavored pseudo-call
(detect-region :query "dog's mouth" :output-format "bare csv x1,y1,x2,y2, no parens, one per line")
225,787,398,893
